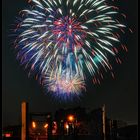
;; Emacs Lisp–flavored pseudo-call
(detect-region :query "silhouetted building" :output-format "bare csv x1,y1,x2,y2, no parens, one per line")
116,124,138,140
54,105,107,140
109,119,128,140
3,102,137,140
55,107,88,136
29,112,52,140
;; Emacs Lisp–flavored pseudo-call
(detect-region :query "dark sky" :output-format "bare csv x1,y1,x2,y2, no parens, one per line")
2,0,138,127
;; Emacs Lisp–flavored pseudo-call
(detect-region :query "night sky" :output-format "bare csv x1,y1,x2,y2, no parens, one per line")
2,0,138,127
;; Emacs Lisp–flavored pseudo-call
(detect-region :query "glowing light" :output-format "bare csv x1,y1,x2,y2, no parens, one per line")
68,115,74,122
32,121,36,128
44,123,48,128
65,124,69,129
5,133,12,138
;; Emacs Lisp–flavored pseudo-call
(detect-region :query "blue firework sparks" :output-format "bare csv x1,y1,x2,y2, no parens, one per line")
13,0,129,98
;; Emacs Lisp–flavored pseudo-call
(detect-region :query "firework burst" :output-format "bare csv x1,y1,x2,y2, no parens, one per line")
43,68,86,95
13,0,128,98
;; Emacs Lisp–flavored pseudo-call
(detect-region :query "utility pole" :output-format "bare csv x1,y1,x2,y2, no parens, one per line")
102,104,106,140
21,101,28,140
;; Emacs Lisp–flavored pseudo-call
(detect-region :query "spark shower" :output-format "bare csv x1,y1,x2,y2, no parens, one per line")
13,0,130,99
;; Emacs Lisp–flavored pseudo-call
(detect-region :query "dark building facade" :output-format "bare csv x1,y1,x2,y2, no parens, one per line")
2,102,138,140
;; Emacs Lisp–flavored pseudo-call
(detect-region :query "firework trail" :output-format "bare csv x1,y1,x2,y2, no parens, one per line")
13,0,128,98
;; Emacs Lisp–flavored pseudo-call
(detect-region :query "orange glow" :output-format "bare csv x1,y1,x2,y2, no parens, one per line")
65,124,69,129
68,115,74,122
5,133,11,137
52,130,56,134
32,121,36,128
44,123,48,128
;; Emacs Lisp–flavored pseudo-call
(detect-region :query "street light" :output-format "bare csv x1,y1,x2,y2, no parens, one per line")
67,115,74,122
67,115,75,135
65,123,69,135
31,121,37,140
44,123,48,137
32,121,36,129
44,123,48,129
